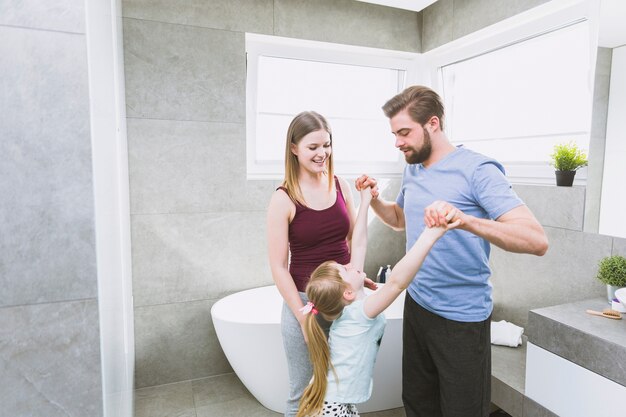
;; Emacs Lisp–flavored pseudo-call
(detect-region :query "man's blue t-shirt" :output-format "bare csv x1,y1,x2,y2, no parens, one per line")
397,146,523,322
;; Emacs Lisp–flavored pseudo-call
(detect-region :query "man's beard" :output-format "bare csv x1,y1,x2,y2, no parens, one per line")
404,128,432,164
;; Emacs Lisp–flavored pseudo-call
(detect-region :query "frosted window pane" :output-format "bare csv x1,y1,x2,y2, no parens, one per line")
458,132,589,164
257,56,401,118
442,22,591,145
330,118,397,163
255,56,402,166
255,114,398,163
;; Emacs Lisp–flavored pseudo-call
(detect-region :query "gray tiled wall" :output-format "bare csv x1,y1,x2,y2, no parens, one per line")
0,0,85,33
421,0,550,51
127,118,274,214
134,299,231,388
274,0,421,51
131,211,269,307
0,25,95,306
0,1,102,415
123,0,420,388
491,183,626,329
123,19,246,123
0,300,102,416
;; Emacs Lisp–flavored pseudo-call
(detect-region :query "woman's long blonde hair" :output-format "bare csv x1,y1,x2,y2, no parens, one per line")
283,111,335,207
296,261,346,417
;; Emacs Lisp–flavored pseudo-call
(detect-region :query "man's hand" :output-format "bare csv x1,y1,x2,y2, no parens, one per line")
424,200,467,229
423,208,461,240
355,174,380,200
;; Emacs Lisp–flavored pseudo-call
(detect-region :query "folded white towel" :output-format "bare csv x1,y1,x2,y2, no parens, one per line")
490,320,524,347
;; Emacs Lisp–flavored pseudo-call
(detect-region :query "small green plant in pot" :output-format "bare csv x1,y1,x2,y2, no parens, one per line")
596,255,626,302
549,142,588,186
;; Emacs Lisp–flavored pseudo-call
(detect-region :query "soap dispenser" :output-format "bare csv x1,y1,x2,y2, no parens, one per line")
383,265,391,283
376,265,392,283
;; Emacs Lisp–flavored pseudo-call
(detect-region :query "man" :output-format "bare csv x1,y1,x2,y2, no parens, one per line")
356,85,548,417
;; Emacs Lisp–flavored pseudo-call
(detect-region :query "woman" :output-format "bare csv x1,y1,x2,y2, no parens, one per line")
267,111,376,417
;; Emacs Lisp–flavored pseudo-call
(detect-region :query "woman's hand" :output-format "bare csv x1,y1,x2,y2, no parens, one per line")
355,174,379,200
365,277,378,291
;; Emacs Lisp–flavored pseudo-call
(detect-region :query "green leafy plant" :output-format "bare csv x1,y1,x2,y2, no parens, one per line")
549,142,588,171
596,255,626,287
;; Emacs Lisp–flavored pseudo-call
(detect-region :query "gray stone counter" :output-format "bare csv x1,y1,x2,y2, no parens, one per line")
527,298,626,387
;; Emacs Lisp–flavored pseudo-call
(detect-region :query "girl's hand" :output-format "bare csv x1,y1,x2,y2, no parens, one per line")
424,200,466,228
423,208,461,239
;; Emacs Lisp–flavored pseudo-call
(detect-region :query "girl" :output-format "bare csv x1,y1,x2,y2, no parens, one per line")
267,111,377,417
297,187,459,417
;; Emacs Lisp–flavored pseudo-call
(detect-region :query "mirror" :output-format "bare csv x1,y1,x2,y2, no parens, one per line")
584,0,626,238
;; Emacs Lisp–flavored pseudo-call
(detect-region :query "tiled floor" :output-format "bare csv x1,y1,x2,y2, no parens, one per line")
134,373,406,417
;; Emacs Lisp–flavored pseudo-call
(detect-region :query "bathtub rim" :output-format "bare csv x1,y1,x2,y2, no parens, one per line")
211,284,404,325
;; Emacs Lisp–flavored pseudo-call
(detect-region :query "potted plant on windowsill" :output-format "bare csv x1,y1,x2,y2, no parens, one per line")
549,142,588,186
596,255,626,303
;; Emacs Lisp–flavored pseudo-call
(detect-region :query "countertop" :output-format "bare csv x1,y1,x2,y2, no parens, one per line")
527,297,626,387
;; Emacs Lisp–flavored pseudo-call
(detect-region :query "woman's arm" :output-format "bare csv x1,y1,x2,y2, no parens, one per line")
267,190,305,322
363,212,459,318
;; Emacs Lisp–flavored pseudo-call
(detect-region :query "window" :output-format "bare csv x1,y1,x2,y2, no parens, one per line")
426,0,598,184
246,33,420,179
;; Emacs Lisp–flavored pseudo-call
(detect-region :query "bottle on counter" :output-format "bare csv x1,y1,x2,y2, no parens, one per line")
376,265,392,283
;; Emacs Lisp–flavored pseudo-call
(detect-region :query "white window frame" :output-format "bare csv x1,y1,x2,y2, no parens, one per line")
422,0,600,185
245,33,421,180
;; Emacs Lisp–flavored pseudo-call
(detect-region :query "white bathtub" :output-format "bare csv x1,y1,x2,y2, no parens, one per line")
211,284,404,413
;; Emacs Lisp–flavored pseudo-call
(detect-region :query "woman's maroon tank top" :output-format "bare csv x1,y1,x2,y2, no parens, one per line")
279,177,351,292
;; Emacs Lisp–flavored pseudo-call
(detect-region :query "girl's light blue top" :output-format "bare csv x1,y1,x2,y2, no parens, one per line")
325,299,386,404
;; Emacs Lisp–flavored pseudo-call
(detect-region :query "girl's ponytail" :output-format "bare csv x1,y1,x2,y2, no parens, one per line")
297,313,330,417
296,261,348,417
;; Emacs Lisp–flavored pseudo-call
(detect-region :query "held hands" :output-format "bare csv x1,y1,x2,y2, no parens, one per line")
424,200,467,229
422,207,462,239
355,175,379,200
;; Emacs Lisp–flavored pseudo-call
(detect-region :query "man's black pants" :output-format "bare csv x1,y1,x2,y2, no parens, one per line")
402,295,491,417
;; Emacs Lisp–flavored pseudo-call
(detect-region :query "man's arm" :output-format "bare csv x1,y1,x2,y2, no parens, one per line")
370,198,406,231
355,174,406,231
425,202,548,256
